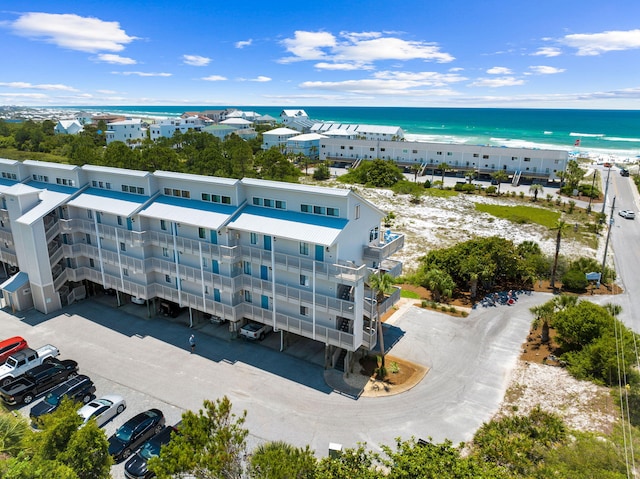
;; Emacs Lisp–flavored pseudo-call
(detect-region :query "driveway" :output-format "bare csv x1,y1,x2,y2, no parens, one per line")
0,288,551,461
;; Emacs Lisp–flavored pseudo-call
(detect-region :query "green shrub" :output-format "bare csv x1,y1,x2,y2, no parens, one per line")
486,185,497,195
561,269,588,292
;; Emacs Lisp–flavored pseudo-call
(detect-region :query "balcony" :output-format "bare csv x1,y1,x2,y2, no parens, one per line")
363,231,404,265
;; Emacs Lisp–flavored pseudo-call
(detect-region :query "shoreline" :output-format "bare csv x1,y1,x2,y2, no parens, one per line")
2,105,639,164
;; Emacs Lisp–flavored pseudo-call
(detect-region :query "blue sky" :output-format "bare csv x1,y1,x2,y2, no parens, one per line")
1,0,640,108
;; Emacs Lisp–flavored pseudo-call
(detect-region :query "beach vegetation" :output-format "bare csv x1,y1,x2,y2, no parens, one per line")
528,183,544,201
474,204,560,228
312,161,331,180
338,159,404,187
391,180,423,196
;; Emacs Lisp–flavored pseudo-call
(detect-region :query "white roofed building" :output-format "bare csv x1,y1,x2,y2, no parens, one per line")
149,116,208,141
54,119,83,135
262,127,300,151
0,160,404,372
286,133,327,159
105,118,146,146
280,109,308,125
311,123,405,141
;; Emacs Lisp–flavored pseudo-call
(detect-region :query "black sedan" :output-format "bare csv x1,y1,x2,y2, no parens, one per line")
124,425,177,478
108,409,165,462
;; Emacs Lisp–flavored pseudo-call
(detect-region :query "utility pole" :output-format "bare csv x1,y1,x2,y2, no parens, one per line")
600,196,616,288
601,165,612,215
587,170,596,214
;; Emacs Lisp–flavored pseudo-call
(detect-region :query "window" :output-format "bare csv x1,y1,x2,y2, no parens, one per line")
250,232,258,245
447,152,453,156
412,149,418,154
137,187,145,195
160,220,167,230
221,196,231,204
199,227,206,239
214,288,221,302
437,151,442,155
243,261,252,275
380,148,385,152
524,157,531,162
244,290,252,303
301,204,311,213
173,189,180,196
313,206,325,215
340,145,345,150
122,185,129,192
369,147,375,152
202,193,211,201
162,247,169,257
264,198,274,208
87,210,93,219
85,234,91,245
117,216,123,226
120,242,126,252
181,190,190,198
165,274,171,283
300,242,309,255
212,194,221,203
473,153,479,158
300,274,309,286
355,204,360,219
92,181,97,187
300,306,309,316
327,207,339,217
483,155,489,159
253,197,262,206
123,268,129,276
275,200,286,209
89,258,95,267
106,182,111,190
512,156,518,160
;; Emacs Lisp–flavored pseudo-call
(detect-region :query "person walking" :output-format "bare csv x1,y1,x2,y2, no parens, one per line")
189,333,196,353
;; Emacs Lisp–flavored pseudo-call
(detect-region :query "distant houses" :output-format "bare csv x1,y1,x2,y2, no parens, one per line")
54,119,83,135
105,118,146,146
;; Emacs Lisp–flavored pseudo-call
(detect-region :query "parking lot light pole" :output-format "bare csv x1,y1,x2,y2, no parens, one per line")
601,196,615,287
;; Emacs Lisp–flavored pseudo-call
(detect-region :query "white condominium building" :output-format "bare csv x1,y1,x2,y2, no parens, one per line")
0,159,404,369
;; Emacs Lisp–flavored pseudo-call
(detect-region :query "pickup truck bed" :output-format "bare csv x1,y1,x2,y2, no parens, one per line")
0,358,78,405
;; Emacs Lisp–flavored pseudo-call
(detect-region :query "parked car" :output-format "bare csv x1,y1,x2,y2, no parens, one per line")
124,425,178,478
0,344,60,387
619,210,636,219
131,296,146,305
239,322,273,340
30,375,96,425
78,394,127,428
621,168,630,177
108,409,165,462
0,358,78,406
158,301,184,318
0,336,28,365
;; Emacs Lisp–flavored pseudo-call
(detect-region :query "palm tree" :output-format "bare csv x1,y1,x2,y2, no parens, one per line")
491,170,509,195
438,161,449,188
530,301,555,343
368,271,394,366
422,268,455,303
550,220,567,291
529,183,544,202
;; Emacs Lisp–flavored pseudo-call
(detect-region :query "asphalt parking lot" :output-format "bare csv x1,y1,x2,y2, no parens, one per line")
1,290,549,477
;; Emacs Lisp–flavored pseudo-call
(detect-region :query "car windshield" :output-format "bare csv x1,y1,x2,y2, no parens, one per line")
44,393,61,406
139,440,161,460
115,424,134,442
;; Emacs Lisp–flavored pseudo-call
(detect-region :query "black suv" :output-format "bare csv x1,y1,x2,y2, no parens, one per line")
0,358,78,405
29,374,96,425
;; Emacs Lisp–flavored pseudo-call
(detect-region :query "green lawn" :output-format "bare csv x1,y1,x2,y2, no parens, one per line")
400,289,421,299
475,203,561,228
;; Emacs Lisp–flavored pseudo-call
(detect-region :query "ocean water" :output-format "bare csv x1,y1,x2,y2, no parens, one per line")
64,106,640,160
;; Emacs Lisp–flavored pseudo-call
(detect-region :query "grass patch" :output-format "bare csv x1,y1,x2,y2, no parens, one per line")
475,203,560,228
400,289,421,299
423,188,459,198
0,148,69,163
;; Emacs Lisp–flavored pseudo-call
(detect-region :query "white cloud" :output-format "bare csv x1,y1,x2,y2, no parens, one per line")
373,70,467,85
532,47,562,57
96,89,117,94
0,81,77,91
561,29,640,55
183,54,211,66
95,54,136,65
235,39,253,49
280,30,454,67
10,12,137,53
113,71,172,77
250,76,271,82
527,65,565,75
314,62,372,71
280,31,336,62
486,66,512,75
0,92,48,99
469,77,525,87
201,75,227,81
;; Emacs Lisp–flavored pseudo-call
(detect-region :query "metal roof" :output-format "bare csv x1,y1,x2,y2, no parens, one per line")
83,165,151,178
0,271,29,293
153,171,238,186
66,188,149,216
240,178,351,197
139,196,238,229
228,205,347,246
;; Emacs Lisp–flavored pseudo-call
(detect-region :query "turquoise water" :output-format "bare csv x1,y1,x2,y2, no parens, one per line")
63,106,640,159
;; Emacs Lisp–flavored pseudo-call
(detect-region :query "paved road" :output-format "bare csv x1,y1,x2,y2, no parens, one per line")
1,290,553,466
